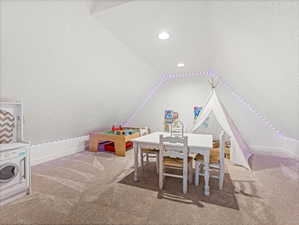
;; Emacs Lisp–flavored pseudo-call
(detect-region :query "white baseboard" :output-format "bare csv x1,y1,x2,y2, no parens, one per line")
30,136,89,166
250,144,299,159
29,136,298,166
282,136,299,159
250,145,284,154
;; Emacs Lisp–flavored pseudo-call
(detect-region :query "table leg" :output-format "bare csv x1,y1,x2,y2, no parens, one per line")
134,143,139,182
183,154,188,194
115,141,126,156
140,149,144,169
204,152,210,196
159,147,163,190
89,137,98,152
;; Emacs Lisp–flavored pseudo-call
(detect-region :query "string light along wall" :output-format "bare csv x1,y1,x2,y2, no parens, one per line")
123,71,298,142
122,71,211,126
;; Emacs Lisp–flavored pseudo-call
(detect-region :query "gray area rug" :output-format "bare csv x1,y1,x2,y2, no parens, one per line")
0,150,298,225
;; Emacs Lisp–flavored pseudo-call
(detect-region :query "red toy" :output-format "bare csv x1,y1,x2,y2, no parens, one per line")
104,141,133,152
112,125,123,131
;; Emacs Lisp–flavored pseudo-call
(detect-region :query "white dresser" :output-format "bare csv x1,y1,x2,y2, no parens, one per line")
0,101,31,206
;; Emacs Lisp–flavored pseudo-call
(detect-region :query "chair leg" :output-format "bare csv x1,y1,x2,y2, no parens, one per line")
188,162,193,184
183,162,188,194
155,153,159,174
159,155,163,190
140,150,144,169
146,153,149,163
195,161,200,186
219,167,224,190
204,159,210,196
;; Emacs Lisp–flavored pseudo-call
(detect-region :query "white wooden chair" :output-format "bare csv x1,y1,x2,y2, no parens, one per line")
170,120,184,137
140,127,159,174
194,130,225,190
158,134,193,194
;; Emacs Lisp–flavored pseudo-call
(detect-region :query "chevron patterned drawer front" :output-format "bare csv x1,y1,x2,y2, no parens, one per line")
0,109,15,144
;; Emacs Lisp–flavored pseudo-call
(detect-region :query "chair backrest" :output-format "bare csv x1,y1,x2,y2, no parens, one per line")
170,120,184,137
139,126,150,136
159,134,188,159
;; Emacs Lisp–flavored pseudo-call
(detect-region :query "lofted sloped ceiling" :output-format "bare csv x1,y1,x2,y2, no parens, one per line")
94,1,213,74
89,0,133,14
0,0,161,144
92,1,299,139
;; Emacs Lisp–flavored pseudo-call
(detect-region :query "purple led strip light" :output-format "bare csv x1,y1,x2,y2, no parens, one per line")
123,71,297,141
123,72,212,126
123,72,213,126
218,76,284,137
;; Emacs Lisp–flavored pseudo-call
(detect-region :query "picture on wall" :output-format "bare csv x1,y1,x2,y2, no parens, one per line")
164,110,174,124
164,110,179,131
193,106,202,120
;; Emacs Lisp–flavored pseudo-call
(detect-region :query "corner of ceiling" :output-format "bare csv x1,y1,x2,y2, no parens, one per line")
89,0,134,16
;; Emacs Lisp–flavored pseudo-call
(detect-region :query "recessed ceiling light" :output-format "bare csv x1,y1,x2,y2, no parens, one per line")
177,62,185,68
158,31,170,40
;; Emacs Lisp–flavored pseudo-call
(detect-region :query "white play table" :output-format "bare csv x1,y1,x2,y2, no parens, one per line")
132,132,213,196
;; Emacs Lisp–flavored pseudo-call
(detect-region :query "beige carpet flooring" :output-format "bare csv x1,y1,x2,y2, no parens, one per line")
0,149,298,225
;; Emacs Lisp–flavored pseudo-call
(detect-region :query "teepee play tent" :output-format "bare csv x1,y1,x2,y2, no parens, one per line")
192,79,252,169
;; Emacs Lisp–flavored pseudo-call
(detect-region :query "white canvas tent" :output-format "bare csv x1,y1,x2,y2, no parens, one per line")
192,87,252,169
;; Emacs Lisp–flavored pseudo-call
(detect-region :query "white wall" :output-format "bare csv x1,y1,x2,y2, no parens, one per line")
209,1,299,140
1,0,298,153
0,1,159,144
97,1,299,144
130,1,299,152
